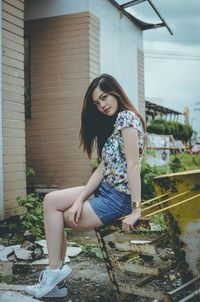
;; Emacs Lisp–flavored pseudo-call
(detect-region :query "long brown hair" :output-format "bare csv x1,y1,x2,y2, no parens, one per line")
80,74,146,158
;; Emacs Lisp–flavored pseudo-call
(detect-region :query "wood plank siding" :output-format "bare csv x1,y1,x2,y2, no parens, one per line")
25,12,100,189
137,48,145,118
2,0,26,217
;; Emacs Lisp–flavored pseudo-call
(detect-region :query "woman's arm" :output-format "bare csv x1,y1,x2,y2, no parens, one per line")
121,127,142,232
76,160,104,203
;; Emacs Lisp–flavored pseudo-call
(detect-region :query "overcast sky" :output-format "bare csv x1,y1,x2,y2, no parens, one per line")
129,0,200,133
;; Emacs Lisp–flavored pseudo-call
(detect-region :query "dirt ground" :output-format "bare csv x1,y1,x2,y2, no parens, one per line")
0,229,153,302
18,229,152,302
1,229,199,302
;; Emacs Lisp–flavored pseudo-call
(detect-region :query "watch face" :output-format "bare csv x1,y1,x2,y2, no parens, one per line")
133,202,140,208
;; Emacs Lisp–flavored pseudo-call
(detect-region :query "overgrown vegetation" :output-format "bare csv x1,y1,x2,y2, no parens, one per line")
9,151,198,241
151,213,166,232
68,241,103,259
170,153,200,171
141,151,200,201
147,119,193,143
17,193,44,239
140,161,169,200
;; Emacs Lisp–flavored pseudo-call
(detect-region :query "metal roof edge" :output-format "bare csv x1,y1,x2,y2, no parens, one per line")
108,0,173,34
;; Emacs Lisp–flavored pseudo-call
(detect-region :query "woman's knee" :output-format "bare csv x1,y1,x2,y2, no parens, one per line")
43,191,58,211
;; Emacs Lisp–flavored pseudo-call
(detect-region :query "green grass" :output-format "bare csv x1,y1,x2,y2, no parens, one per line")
170,153,200,171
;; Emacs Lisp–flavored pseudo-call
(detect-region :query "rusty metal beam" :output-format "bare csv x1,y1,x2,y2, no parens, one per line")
142,193,169,205
145,193,200,218
178,289,200,302
141,191,189,215
119,283,171,301
168,276,200,296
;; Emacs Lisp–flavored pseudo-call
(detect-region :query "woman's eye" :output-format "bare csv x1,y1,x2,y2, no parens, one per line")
102,95,107,100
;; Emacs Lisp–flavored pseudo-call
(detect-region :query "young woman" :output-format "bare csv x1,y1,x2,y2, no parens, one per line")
26,74,145,298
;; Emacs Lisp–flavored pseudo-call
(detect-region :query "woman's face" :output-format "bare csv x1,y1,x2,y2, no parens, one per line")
92,86,118,116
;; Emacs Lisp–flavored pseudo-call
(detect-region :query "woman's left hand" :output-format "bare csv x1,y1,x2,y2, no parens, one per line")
122,208,141,232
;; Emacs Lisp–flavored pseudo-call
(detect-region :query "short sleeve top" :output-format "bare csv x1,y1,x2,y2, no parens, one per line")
102,110,145,194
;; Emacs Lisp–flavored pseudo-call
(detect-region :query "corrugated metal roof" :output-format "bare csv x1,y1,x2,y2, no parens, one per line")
146,100,182,116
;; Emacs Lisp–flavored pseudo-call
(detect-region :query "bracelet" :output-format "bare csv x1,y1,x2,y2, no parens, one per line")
132,201,141,209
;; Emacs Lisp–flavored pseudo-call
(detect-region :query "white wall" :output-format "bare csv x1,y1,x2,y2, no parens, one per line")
25,0,89,20
0,0,4,220
89,0,143,109
25,0,143,109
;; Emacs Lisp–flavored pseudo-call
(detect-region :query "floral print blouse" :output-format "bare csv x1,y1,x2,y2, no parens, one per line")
102,110,145,194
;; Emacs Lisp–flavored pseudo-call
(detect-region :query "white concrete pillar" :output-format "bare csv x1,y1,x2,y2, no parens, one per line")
0,0,4,220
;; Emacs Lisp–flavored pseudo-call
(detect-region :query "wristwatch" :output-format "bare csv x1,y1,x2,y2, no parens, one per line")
133,201,141,209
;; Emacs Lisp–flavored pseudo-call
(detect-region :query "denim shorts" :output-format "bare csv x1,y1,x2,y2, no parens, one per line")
89,181,132,225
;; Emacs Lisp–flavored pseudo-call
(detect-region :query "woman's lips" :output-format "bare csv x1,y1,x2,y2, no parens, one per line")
104,107,111,113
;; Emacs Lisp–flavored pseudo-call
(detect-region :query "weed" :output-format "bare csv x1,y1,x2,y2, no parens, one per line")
68,241,103,259
151,213,166,232
16,193,44,239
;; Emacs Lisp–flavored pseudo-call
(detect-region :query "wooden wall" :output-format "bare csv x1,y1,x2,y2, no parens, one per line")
25,12,100,189
2,0,26,217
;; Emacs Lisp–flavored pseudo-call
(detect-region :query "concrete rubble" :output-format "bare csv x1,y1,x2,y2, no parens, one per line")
0,291,40,302
0,239,82,299
0,240,82,262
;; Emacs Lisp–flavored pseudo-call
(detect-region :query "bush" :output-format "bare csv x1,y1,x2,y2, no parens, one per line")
17,193,44,239
141,161,169,200
169,157,182,173
147,119,193,143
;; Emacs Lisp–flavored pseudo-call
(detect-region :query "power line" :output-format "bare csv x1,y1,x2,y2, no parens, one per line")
144,50,200,61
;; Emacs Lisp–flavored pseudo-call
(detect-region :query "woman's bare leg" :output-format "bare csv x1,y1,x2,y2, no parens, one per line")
59,192,96,261
43,186,84,269
61,234,67,262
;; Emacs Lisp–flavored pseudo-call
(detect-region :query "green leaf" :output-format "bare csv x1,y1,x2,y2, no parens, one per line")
91,246,103,259
25,202,34,208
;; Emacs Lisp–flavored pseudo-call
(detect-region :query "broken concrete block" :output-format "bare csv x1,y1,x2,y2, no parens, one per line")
66,247,82,257
0,245,20,261
20,241,34,250
0,283,26,291
0,290,40,301
35,239,48,254
14,248,32,260
35,240,82,257
64,255,71,263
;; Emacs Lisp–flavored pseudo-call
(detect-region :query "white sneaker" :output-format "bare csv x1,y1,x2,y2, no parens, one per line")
26,280,68,298
26,264,72,298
